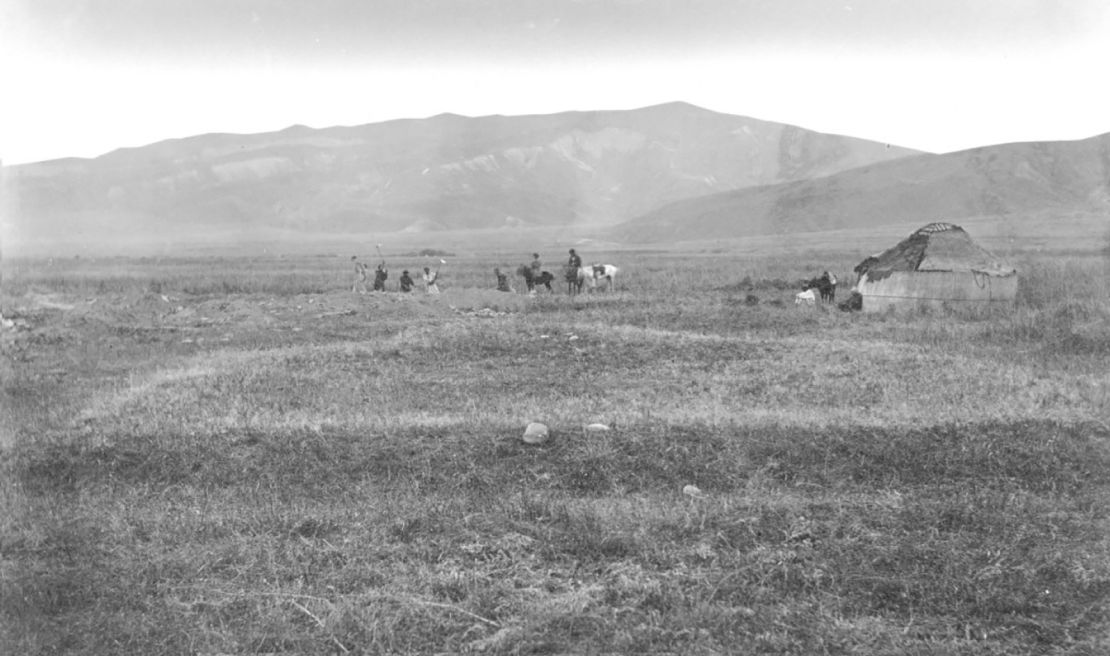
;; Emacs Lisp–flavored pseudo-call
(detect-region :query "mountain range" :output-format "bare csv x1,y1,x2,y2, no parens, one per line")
3,102,1108,252
3,103,917,250
612,130,1110,243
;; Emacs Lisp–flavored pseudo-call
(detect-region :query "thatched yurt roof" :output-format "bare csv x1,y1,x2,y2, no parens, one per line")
856,223,1016,282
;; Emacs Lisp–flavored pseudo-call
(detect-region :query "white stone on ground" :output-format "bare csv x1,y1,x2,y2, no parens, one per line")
522,422,550,444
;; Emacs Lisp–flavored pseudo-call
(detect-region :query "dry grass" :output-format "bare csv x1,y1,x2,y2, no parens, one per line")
2,248,1109,654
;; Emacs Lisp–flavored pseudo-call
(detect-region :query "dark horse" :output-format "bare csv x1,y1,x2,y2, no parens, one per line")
803,271,838,302
564,265,585,295
518,266,556,293
533,271,555,292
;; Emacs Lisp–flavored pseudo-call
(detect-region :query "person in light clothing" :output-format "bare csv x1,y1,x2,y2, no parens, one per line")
422,267,440,294
351,256,369,293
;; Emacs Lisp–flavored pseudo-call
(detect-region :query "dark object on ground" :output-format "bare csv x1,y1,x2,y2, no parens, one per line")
839,291,863,312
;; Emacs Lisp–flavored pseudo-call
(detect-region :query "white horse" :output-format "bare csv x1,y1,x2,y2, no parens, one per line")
586,264,619,291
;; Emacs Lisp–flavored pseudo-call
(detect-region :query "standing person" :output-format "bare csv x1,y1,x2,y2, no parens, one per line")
373,263,389,291
819,270,838,302
567,248,582,269
525,253,543,293
422,267,440,294
399,270,414,293
522,253,539,293
351,256,369,293
520,265,535,292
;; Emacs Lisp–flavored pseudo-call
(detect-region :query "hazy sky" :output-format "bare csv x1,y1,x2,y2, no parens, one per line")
2,0,1108,164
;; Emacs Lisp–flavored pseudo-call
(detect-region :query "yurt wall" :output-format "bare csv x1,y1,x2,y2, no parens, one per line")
859,271,1018,313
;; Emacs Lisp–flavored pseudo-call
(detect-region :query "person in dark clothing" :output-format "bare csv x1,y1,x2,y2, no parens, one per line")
564,249,584,294
399,270,414,292
373,263,388,291
567,248,582,269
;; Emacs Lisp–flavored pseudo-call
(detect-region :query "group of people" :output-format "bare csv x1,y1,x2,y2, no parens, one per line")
500,250,581,294
495,253,545,293
512,252,553,294
352,256,439,294
353,248,586,296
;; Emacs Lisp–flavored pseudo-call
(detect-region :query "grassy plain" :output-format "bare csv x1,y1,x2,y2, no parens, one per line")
2,244,1109,655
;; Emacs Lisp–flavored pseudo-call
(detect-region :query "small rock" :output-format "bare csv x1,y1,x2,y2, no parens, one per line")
584,423,610,432
522,422,550,445
682,485,706,499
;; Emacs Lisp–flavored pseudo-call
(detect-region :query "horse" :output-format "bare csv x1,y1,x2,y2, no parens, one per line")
802,272,837,303
795,289,817,306
518,265,556,293
533,271,555,292
564,265,585,295
587,264,619,291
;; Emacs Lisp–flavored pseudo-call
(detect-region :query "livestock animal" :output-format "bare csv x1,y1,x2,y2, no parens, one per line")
795,289,817,306
803,272,838,303
517,265,556,293
533,271,555,292
564,265,585,295
586,264,619,291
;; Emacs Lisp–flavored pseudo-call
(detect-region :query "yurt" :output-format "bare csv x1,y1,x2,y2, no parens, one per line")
853,223,1017,313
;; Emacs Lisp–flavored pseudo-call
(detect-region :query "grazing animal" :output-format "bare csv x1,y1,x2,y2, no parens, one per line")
795,289,817,306
564,265,585,295
587,264,619,291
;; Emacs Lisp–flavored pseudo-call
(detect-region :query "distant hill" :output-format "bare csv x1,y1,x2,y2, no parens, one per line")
3,103,919,251
611,132,1110,243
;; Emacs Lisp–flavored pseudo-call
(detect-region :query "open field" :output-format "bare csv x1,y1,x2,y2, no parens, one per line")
2,247,1109,654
